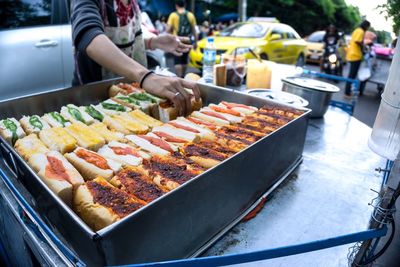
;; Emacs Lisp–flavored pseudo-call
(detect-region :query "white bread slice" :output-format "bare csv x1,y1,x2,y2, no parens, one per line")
29,151,84,188
65,122,106,151
73,181,119,231
173,117,215,140
39,127,77,154
191,111,230,126
65,148,121,181
125,135,170,156
201,107,243,123
61,104,95,125
0,118,26,145
42,112,71,128
19,115,51,134
95,99,131,116
156,102,178,122
38,168,73,205
98,141,142,166
89,122,125,143
152,125,200,143
14,134,49,161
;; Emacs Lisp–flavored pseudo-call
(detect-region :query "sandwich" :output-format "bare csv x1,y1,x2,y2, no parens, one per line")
39,127,77,154
258,105,304,119
65,147,121,181
74,177,143,231
150,131,188,147
89,122,125,143
112,93,143,111
98,141,143,166
65,122,106,151
217,125,265,144
110,166,165,203
172,117,215,140
151,125,200,143
14,134,49,161
154,101,178,123
109,82,143,97
0,118,26,145
125,135,173,156
42,112,71,128
103,114,148,135
219,101,258,115
186,117,218,131
29,151,85,205
195,140,237,157
200,107,243,123
81,105,105,122
61,104,95,125
191,111,230,126
179,143,229,169
127,110,163,128
19,115,51,134
95,99,131,116
142,155,201,191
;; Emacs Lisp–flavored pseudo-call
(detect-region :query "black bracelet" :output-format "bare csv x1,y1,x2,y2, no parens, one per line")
139,70,155,88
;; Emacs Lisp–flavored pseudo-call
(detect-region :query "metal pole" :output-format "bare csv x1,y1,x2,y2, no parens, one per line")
238,0,247,22
190,0,195,13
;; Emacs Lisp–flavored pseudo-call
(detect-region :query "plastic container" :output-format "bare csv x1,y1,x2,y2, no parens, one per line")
202,37,216,83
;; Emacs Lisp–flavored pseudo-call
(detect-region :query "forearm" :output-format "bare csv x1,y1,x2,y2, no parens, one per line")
86,34,148,82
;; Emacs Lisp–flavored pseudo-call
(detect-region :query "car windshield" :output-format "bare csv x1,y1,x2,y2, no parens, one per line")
219,23,269,38
308,32,324,42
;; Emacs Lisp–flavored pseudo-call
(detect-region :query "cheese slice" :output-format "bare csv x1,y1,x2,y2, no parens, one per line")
65,122,106,151
89,122,125,143
128,110,163,128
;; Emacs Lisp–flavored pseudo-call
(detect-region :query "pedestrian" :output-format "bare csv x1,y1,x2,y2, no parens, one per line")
199,21,211,40
345,20,371,97
167,0,198,78
155,16,168,34
70,0,199,116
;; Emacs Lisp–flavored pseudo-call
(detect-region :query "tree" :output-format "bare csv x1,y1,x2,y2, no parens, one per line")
379,0,400,34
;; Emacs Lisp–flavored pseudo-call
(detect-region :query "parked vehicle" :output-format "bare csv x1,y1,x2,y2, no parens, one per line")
373,44,394,60
0,0,165,101
305,30,347,64
189,22,307,69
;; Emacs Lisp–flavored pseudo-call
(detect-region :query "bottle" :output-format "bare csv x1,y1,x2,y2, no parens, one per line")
202,37,216,83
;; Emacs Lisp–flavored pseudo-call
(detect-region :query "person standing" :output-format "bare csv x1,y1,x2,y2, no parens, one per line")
345,20,370,96
71,0,199,115
167,0,197,77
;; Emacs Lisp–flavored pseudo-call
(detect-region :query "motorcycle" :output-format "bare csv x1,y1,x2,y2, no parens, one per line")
321,44,343,77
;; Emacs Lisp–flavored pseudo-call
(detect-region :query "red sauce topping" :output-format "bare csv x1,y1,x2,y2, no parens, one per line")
201,111,229,121
153,131,187,143
138,135,173,152
222,101,255,110
210,106,241,117
187,117,217,130
144,158,194,184
87,180,142,218
168,121,200,133
45,156,70,182
110,146,141,157
76,149,110,170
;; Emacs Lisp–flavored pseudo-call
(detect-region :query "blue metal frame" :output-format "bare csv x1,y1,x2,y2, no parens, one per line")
115,227,387,267
302,69,360,116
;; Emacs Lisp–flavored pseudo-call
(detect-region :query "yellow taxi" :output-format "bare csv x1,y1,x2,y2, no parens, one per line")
189,22,307,68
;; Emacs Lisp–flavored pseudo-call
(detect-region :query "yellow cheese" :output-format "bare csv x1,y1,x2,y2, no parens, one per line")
89,122,125,143
128,110,163,128
39,127,77,154
65,122,105,151
113,115,149,134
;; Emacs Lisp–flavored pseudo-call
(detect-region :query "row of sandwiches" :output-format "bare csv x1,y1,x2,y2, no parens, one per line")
0,83,304,231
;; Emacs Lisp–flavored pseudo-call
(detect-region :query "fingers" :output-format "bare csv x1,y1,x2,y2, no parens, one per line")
164,88,185,116
182,79,201,101
178,36,191,44
175,80,192,115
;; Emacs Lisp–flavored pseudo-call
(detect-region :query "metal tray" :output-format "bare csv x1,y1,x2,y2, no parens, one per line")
0,79,310,266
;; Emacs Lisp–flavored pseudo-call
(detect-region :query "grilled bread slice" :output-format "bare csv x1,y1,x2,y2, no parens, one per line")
180,143,229,169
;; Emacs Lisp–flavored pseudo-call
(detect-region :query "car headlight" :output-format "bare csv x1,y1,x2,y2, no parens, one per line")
328,54,337,63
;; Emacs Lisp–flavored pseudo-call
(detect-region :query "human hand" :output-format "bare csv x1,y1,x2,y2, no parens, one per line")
153,34,192,56
142,74,200,115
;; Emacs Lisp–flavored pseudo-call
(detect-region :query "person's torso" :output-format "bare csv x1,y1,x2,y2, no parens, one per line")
347,28,364,61
171,10,193,36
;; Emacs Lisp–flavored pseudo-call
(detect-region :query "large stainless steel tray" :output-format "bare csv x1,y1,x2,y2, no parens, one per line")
0,79,310,266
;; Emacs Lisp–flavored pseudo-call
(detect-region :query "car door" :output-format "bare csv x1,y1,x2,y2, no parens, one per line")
266,26,287,63
0,0,65,100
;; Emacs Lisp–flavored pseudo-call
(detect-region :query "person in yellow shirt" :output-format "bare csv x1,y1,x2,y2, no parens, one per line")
167,0,198,77
345,20,370,96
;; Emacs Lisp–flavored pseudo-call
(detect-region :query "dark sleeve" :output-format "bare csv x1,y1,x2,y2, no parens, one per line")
71,0,105,54
322,33,328,43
